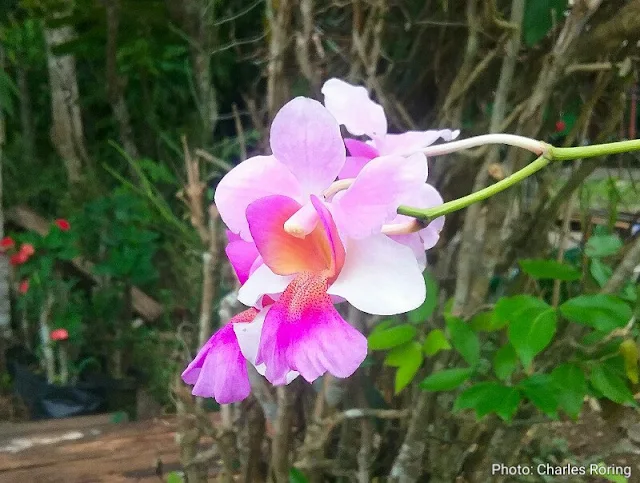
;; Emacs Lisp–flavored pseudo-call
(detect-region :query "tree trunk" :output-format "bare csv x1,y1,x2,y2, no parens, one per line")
104,0,139,160
0,44,12,367
43,0,89,184
17,67,35,165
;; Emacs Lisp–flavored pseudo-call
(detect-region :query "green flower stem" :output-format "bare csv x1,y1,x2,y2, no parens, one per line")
398,138,640,222
545,139,640,161
398,156,549,221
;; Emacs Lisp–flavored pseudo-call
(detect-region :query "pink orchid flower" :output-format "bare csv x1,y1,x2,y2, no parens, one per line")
321,78,454,259
215,97,429,244
321,78,460,178
237,194,410,385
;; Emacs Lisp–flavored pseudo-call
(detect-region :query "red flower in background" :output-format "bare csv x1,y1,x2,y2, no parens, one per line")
10,252,28,266
10,243,35,266
50,328,69,341
18,280,29,294
0,237,14,251
55,219,71,231
555,120,566,133
20,243,35,257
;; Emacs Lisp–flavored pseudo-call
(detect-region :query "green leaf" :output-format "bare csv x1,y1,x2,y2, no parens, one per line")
384,341,422,367
454,382,521,421
590,258,613,287
519,374,558,418
419,368,473,391
590,365,635,404
508,304,556,369
386,342,423,393
585,234,623,258
166,472,184,483
523,0,567,47
591,463,628,483
620,339,639,384
289,468,309,483
493,295,547,331
423,329,451,356
493,344,519,381
519,259,581,281
551,363,586,419
469,311,495,331
447,317,480,367
368,324,417,350
560,295,632,332
621,282,638,303
408,271,438,323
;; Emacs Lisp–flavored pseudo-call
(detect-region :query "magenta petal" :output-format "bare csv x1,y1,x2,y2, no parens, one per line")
376,129,460,156
226,238,260,285
256,273,367,384
344,138,379,159
270,97,346,195
331,153,427,239
181,324,251,404
340,140,379,179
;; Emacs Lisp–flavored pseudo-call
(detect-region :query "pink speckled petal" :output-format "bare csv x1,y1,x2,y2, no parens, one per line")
270,97,345,195
331,153,427,239
255,273,367,385
321,78,387,137
214,155,303,241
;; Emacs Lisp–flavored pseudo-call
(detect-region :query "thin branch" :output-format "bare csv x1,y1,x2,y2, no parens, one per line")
603,236,640,295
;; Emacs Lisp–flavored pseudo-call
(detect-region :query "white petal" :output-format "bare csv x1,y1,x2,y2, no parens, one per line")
327,235,426,315
237,264,293,307
235,308,300,384
233,309,266,365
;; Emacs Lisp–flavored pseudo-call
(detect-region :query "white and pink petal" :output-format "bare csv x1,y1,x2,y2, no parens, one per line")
270,97,346,195
331,153,427,239
327,234,426,315
376,129,460,157
214,155,303,241
321,78,387,138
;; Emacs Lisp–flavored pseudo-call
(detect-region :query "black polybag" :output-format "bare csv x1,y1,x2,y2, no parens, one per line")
10,363,104,419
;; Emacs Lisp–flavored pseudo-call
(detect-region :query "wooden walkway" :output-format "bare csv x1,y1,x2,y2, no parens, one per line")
0,414,217,482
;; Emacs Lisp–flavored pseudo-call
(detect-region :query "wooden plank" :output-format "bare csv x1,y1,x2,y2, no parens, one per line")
0,413,116,439
0,416,220,482
5,205,163,321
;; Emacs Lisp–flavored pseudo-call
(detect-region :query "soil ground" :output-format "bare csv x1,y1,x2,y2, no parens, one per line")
0,413,219,483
